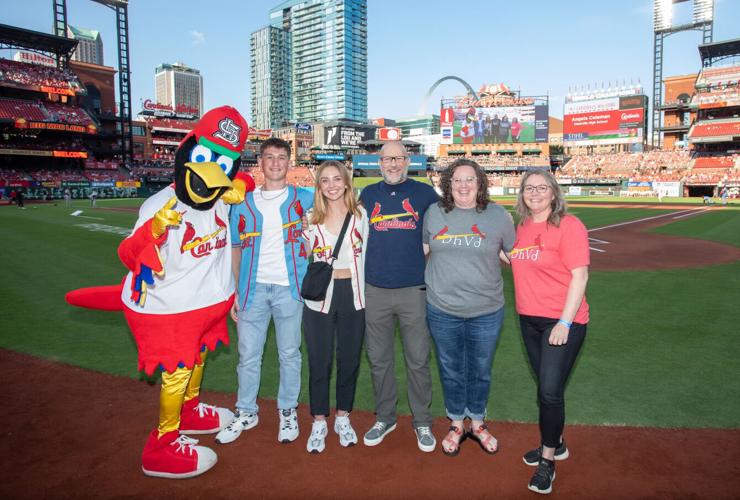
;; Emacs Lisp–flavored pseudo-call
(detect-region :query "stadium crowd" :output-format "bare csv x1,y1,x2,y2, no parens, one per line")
0,58,83,92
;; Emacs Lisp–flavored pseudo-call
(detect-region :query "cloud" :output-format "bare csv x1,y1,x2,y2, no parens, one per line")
189,30,206,46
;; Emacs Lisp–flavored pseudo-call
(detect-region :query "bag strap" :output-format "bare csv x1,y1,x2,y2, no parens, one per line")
330,212,353,261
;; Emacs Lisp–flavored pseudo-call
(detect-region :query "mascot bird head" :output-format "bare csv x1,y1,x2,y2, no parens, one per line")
175,106,249,210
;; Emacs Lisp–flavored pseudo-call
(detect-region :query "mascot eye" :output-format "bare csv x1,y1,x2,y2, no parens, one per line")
189,145,213,163
216,155,234,175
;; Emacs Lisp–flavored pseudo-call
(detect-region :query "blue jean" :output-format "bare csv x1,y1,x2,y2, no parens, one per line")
427,302,504,421
236,283,303,414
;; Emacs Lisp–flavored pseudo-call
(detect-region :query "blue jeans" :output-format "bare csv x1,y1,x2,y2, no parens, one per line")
236,283,303,414
427,302,504,421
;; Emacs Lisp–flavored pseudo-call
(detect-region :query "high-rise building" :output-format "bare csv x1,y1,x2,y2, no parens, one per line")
154,62,204,118
67,25,104,65
251,26,292,130
251,0,367,125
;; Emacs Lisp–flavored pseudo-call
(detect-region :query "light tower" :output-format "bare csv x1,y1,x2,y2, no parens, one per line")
652,0,714,148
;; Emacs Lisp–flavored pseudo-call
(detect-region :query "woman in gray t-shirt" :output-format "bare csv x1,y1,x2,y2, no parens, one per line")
422,159,515,456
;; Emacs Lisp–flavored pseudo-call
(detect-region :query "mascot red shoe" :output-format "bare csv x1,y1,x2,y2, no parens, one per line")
67,106,254,479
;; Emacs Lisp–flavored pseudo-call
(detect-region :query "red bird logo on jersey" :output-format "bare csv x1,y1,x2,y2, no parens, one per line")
369,199,419,231
180,213,228,258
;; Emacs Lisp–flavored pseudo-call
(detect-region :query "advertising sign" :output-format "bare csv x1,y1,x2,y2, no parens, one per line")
324,126,375,148
564,95,646,146
53,151,88,158
314,154,346,161
378,127,402,141
295,122,313,134
352,154,427,170
440,108,455,127
14,51,56,67
19,121,97,134
444,104,548,144
141,99,199,119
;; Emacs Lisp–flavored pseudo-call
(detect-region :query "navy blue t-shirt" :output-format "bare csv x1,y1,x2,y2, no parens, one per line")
360,178,439,288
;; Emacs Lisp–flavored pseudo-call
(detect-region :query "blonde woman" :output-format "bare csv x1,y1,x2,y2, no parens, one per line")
508,170,589,494
302,161,369,453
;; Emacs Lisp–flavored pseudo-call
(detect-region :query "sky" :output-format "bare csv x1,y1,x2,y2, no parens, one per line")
2,0,739,123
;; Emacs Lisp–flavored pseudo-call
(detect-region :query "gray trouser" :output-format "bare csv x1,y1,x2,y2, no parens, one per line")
365,283,433,428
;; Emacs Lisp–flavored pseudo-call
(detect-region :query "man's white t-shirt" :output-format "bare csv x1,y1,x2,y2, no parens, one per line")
253,187,290,286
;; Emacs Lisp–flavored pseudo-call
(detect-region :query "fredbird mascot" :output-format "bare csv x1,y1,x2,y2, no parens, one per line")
66,106,255,479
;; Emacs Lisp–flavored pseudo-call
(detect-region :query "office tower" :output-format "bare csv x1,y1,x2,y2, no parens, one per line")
67,25,104,65
251,0,367,125
154,62,204,118
251,26,292,130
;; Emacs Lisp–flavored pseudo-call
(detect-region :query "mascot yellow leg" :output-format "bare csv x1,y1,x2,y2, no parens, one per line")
158,366,193,436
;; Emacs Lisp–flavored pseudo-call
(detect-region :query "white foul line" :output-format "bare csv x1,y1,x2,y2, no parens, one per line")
588,237,610,244
589,209,697,233
672,207,711,219
589,246,606,253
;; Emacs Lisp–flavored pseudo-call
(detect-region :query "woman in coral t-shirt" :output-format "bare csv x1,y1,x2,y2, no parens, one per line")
506,170,589,495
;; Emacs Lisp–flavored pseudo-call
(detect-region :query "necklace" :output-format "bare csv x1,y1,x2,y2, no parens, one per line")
259,186,288,201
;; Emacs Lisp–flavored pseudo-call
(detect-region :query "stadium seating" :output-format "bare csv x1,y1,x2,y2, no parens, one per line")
560,151,692,180
0,58,83,91
44,102,95,126
0,98,48,121
689,119,740,138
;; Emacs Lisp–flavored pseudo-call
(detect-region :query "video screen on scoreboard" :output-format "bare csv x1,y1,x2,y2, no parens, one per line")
563,95,646,146
441,104,549,144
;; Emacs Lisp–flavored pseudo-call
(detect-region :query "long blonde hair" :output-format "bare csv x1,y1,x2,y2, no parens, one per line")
514,170,568,227
310,160,362,225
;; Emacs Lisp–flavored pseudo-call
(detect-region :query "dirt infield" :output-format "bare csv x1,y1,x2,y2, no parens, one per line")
586,208,740,271
3,350,740,499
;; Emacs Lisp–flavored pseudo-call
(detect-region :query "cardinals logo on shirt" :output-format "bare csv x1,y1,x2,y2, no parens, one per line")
180,212,228,258
369,198,418,231
433,224,486,247
510,234,542,261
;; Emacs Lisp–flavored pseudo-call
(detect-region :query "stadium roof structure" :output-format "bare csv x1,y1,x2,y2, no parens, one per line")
0,23,78,61
699,38,740,65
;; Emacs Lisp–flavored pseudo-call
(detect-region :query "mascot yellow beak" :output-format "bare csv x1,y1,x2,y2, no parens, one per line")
184,162,233,204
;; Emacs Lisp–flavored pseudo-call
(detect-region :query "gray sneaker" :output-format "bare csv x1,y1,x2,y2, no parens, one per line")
363,421,397,447
415,426,436,452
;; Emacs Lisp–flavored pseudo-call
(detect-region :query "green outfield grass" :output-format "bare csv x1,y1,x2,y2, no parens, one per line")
1,199,738,428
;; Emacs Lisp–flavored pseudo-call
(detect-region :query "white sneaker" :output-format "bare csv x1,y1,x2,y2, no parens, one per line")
306,420,328,454
334,414,358,447
214,410,258,445
278,408,299,443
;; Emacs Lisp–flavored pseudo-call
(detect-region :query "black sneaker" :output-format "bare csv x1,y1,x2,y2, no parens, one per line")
528,458,556,494
523,440,569,466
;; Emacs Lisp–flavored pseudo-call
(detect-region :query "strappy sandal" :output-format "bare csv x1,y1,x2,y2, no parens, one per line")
441,425,465,457
469,423,498,454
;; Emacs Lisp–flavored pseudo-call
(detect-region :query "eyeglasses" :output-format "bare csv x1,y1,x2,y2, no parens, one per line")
523,185,550,194
380,156,408,164
452,176,476,185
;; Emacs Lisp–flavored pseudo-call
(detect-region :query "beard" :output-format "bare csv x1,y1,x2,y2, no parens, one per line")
381,170,408,185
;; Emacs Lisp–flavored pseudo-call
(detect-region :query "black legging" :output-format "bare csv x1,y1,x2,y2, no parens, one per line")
303,278,365,417
519,314,587,448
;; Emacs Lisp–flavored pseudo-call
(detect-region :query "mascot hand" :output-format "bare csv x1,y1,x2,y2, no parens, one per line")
221,172,255,205
151,196,182,238
220,187,244,205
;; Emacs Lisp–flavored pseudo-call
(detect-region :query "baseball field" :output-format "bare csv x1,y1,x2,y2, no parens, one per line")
2,188,739,497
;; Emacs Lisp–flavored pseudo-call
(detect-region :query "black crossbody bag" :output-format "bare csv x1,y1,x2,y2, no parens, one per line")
300,212,352,301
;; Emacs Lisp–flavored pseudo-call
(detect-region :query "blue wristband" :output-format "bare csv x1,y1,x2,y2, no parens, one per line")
558,319,572,328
